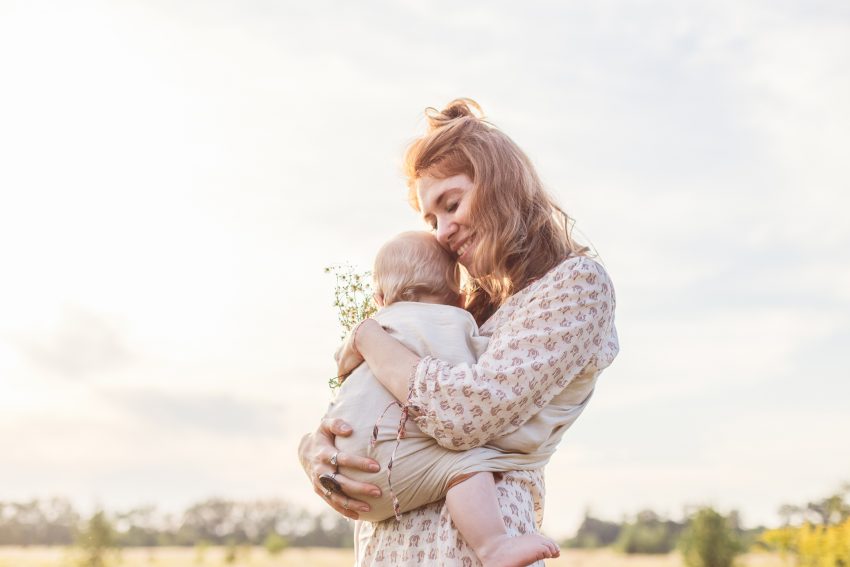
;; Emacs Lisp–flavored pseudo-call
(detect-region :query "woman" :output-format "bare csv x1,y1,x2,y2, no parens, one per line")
299,99,619,566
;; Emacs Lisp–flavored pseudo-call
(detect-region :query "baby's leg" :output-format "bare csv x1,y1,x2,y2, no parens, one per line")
446,472,560,567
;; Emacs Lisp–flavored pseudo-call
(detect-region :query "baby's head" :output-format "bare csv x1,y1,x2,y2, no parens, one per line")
373,231,461,307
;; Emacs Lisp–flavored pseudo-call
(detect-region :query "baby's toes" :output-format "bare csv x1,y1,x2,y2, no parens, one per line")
536,543,554,559
543,540,560,557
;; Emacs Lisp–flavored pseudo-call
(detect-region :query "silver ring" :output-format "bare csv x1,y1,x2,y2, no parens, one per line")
343,497,350,510
319,472,342,494
330,451,340,472
323,486,332,498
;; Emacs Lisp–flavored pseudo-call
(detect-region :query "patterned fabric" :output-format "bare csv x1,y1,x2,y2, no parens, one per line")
354,256,619,566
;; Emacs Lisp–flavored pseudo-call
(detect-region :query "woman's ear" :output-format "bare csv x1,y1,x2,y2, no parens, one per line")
373,292,385,307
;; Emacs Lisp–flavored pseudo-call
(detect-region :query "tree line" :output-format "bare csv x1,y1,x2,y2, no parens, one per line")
3,484,848,567
565,482,849,567
566,507,758,554
0,497,352,549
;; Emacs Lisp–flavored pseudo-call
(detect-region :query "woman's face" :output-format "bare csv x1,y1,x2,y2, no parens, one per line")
416,173,478,273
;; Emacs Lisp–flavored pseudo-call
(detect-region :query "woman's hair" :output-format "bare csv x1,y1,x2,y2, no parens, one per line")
402,98,589,324
373,232,461,307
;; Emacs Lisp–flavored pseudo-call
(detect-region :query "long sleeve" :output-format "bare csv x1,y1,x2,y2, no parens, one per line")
407,256,618,450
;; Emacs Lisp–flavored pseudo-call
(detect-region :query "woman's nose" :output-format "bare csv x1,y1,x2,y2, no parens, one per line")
436,221,455,248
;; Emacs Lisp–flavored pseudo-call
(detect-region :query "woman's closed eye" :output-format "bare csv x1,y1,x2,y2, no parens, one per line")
446,201,458,213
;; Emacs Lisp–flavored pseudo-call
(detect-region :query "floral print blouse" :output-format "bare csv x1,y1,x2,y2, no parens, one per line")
354,255,619,566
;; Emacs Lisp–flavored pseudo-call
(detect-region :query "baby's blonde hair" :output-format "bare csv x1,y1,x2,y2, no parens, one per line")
373,231,461,306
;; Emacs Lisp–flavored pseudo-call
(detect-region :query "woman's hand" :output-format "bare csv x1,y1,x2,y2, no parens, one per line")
297,417,382,520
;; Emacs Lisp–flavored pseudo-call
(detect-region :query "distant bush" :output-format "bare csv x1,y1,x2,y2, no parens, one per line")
759,482,850,566
761,519,850,566
224,539,238,564
0,498,79,546
193,539,209,564
678,507,743,567
615,510,683,554
565,511,621,548
264,532,288,555
76,510,115,567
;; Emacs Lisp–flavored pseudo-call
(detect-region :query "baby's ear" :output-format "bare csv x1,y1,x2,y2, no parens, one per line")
373,292,385,307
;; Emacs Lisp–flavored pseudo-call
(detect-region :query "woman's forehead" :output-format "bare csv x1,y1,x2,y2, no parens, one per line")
416,174,472,212
415,177,442,212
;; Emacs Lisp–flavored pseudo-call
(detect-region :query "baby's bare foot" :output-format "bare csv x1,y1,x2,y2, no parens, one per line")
477,533,560,567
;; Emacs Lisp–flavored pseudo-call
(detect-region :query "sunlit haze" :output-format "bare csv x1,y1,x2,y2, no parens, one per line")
1,0,848,539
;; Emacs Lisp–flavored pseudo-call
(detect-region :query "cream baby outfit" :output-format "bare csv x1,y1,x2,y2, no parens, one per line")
327,266,602,522
348,256,619,566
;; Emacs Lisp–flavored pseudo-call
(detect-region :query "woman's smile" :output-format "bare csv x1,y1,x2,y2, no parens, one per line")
455,238,474,264
416,173,477,271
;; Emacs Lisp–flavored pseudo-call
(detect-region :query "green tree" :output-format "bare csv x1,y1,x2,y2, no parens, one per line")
616,510,682,554
193,539,209,564
0,498,79,545
804,484,850,525
566,509,621,548
224,539,238,564
679,507,743,567
264,532,288,555
76,510,115,567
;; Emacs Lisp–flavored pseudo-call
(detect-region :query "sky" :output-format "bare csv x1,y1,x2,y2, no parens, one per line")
1,0,848,539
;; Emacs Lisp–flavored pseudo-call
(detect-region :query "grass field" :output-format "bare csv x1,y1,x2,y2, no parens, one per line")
0,546,788,567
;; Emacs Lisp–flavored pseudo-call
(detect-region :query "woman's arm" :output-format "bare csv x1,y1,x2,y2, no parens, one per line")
339,256,618,450
297,417,383,519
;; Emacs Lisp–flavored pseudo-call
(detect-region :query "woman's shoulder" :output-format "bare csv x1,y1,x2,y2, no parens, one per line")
529,254,613,297
482,255,613,333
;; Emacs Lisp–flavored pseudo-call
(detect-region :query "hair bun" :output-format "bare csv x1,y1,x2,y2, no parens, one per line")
425,98,484,131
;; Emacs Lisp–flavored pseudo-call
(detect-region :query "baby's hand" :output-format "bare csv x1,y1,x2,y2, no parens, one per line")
335,319,370,379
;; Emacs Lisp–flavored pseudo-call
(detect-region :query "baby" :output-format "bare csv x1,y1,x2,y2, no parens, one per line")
325,231,560,567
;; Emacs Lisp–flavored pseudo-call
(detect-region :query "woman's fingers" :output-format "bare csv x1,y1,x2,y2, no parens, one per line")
328,490,371,516
311,472,375,519
317,418,381,473
317,442,377,473
319,417,353,437
336,450,381,474
335,472,382,499
305,419,381,518
312,453,382,498
313,480,360,520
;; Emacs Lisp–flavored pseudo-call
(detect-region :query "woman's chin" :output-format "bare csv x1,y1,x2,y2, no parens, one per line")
458,249,476,273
